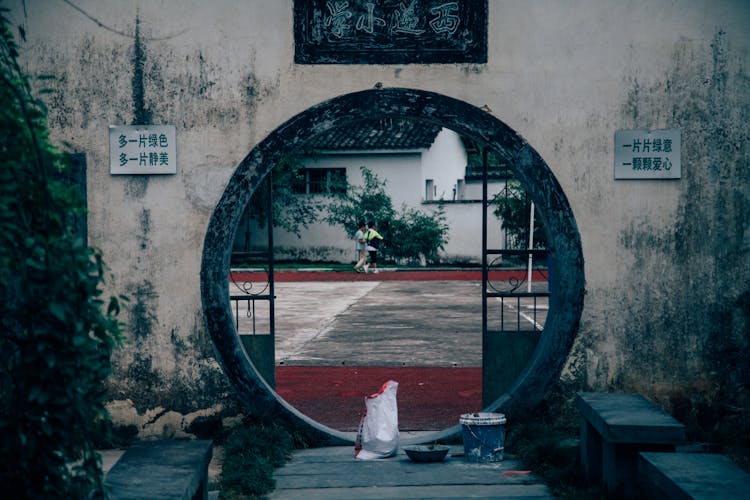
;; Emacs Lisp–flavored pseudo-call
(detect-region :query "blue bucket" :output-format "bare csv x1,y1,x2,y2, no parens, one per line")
460,412,507,463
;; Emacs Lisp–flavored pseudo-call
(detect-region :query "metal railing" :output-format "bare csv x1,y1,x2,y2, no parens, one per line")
229,263,273,335
230,293,273,335
485,249,550,333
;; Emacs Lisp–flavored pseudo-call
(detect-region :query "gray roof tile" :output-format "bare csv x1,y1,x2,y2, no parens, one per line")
309,119,442,150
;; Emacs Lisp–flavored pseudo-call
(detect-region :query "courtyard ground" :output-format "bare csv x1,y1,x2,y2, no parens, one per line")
231,268,548,431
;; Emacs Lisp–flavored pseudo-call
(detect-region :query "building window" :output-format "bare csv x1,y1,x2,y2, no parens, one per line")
425,179,435,201
456,179,465,200
294,168,347,194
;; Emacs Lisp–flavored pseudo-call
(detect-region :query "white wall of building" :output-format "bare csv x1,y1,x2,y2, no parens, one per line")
421,128,468,202
274,152,424,261
235,150,426,262
257,127,486,263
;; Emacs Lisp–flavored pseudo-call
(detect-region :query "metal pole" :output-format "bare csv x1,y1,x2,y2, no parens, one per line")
481,152,488,320
527,201,535,293
481,147,489,408
267,171,276,388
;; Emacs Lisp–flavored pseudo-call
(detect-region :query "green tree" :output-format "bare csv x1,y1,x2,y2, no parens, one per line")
491,181,547,250
387,203,449,264
246,154,322,237
235,154,351,264
324,166,395,233
326,166,449,264
0,12,123,498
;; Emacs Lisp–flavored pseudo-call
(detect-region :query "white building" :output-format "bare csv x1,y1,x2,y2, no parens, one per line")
234,119,509,264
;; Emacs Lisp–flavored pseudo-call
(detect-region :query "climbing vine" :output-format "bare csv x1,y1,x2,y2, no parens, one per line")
0,12,123,498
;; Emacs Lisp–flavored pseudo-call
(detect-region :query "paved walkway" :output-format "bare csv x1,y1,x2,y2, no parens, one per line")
231,271,548,366
269,445,555,499
274,280,485,366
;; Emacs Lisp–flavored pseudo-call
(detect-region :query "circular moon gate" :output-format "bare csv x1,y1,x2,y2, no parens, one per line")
200,88,585,445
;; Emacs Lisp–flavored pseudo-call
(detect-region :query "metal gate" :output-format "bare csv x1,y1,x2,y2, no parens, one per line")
480,150,550,407
230,174,276,387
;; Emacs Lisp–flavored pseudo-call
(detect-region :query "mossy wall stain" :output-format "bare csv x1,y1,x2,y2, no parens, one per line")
110,15,255,432
568,29,750,443
131,16,152,126
128,279,157,339
134,33,275,133
32,36,130,131
111,277,235,418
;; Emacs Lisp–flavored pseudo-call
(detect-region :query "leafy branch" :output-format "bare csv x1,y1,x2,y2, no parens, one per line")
325,166,449,265
0,11,124,498
491,181,548,250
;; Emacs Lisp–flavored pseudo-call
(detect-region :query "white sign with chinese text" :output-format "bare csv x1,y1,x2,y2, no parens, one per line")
614,129,681,180
109,125,176,175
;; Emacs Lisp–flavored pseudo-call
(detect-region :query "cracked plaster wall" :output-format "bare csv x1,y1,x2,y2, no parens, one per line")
7,1,749,439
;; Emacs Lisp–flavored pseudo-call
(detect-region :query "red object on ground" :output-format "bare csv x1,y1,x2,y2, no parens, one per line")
275,366,482,431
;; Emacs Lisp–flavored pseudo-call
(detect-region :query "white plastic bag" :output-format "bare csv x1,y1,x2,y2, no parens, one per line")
354,380,399,459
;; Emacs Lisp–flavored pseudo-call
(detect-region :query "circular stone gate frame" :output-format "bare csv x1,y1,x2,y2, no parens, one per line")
200,88,585,445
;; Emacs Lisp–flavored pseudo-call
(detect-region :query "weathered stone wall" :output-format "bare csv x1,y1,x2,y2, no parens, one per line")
564,26,750,440
7,1,748,440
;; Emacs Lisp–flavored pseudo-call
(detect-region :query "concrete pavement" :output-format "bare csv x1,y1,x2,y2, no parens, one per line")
231,270,548,367
274,280,484,366
268,445,555,499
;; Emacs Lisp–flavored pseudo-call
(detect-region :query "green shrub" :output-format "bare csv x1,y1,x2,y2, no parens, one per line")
386,203,449,264
326,166,449,264
219,414,328,499
0,11,123,498
219,418,294,498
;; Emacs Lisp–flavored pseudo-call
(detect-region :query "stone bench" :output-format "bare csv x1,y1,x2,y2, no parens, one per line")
105,439,213,500
638,451,750,499
575,392,685,497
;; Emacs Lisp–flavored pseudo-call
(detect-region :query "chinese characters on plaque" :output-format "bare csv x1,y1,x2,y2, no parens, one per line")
109,125,176,175
614,129,681,180
294,0,487,64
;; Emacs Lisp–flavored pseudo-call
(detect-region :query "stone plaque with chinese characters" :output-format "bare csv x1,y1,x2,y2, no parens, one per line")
614,129,681,180
294,0,488,64
109,125,177,175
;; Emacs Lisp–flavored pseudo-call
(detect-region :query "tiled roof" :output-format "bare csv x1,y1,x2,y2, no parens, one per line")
308,119,442,151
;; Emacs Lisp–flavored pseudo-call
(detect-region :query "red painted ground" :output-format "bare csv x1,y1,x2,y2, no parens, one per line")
276,366,482,431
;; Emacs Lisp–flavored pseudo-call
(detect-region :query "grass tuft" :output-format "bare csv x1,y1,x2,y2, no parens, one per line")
218,414,327,499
